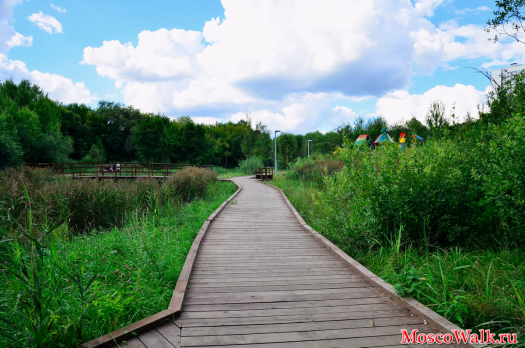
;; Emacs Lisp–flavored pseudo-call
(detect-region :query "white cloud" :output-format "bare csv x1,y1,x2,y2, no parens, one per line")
0,0,26,54
7,32,33,48
192,116,222,125
82,29,203,82
0,54,96,104
80,0,506,133
454,6,490,15
50,4,66,13
412,21,525,73
374,84,488,125
28,12,63,33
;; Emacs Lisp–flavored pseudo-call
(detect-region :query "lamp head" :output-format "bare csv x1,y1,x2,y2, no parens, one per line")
275,130,281,133
308,139,312,142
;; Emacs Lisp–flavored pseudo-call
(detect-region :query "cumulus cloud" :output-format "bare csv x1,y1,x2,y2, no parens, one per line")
82,29,203,82
0,54,96,104
7,32,33,49
81,0,502,133
50,4,66,13
374,84,488,126
454,6,490,15
0,0,30,54
28,12,63,33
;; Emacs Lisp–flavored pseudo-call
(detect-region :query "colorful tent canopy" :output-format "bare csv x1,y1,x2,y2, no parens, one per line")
411,134,425,144
355,134,373,147
374,128,393,146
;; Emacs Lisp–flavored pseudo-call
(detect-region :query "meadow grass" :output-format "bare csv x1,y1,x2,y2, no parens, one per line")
215,166,246,179
272,175,525,343
0,169,236,347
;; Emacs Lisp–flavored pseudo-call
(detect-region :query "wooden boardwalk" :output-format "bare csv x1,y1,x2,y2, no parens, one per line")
120,176,456,348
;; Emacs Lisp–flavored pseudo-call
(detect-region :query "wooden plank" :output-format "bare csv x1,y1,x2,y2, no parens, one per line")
185,334,436,348
155,322,180,348
176,309,413,328
183,289,382,305
181,324,431,346
138,329,175,348
181,316,425,336
78,309,179,348
187,282,373,293
119,337,146,348
183,297,390,312
180,303,400,319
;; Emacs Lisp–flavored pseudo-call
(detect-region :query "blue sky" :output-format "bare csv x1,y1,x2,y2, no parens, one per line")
1,0,523,133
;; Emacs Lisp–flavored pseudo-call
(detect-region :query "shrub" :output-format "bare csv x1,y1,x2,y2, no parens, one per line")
165,166,216,203
239,156,263,175
287,157,344,186
317,115,525,248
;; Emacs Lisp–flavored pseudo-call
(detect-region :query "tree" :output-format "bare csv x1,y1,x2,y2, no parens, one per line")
486,0,525,44
426,101,449,130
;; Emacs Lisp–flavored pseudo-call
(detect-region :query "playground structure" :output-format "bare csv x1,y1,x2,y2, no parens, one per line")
354,128,424,150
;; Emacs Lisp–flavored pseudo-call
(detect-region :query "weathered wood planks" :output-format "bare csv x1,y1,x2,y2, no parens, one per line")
112,176,466,348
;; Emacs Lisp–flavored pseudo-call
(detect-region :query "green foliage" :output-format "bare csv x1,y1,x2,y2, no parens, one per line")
165,166,217,203
426,100,449,130
0,131,23,169
0,167,214,236
0,179,236,347
287,156,344,187
81,142,106,163
238,155,263,175
486,0,525,43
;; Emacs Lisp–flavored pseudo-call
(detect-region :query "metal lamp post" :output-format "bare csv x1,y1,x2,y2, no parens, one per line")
308,139,312,158
274,130,281,178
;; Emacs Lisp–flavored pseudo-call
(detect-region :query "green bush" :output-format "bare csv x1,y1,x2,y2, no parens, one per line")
165,166,216,203
316,115,525,247
287,157,344,186
238,155,263,175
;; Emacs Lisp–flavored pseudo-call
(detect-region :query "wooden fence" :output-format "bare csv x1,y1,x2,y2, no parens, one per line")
254,167,274,180
25,163,213,179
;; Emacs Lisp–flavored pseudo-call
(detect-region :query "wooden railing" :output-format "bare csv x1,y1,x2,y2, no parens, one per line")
25,163,213,179
254,167,274,181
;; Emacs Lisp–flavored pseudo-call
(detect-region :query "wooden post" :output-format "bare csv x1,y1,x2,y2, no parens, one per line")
72,163,75,178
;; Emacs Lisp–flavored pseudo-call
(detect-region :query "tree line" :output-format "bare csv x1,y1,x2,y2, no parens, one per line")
0,80,348,169
2,78,500,170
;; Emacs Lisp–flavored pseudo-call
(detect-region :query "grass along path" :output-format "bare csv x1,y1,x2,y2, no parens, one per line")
0,180,237,348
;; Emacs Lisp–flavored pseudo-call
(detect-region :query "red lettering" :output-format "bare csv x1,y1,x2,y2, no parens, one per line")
401,329,417,344
509,333,518,344
417,333,427,343
443,333,453,343
453,329,471,343
485,329,496,343
426,333,435,344
435,333,444,343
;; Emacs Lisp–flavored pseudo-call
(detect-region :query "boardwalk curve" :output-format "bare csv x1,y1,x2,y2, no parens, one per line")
90,176,468,348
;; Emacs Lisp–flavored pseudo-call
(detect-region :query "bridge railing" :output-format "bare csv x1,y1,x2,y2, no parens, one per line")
254,167,274,180
25,163,213,178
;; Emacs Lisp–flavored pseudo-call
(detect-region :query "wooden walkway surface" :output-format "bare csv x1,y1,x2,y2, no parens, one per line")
121,176,452,348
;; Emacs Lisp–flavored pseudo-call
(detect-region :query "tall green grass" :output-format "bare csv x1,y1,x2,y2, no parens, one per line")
0,167,217,237
0,167,236,347
238,156,263,175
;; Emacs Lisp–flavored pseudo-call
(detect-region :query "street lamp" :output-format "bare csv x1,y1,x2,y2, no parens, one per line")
274,130,281,178
307,139,312,158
